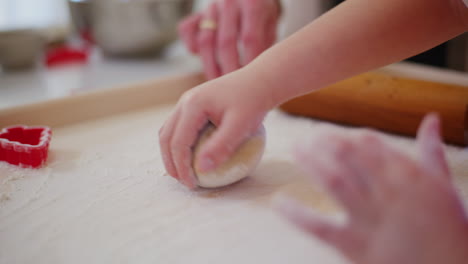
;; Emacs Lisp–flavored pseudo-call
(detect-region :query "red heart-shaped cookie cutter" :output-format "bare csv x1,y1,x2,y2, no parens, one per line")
0,126,52,168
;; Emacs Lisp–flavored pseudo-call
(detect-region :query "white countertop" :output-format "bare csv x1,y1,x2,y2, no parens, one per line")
1,90,467,264
0,42,201,109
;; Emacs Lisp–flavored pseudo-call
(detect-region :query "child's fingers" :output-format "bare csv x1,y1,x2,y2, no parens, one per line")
170,105,209,189
195,110,262,173
416,113,450,178
159,108,181,180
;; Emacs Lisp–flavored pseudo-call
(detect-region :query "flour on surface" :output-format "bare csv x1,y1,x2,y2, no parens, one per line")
0,106,467,264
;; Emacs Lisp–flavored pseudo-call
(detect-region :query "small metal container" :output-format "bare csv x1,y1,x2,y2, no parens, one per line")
0,29,44,71
68,0,193,58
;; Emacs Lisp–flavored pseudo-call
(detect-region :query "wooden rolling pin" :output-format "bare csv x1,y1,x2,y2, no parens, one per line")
279,72,468,146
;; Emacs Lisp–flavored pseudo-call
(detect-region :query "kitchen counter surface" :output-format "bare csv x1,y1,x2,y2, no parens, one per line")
1,78,467,264
0,43,200,110
1,42,467,111
0,44,468,264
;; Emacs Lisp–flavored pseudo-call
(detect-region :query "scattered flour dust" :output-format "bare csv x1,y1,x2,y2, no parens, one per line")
0,163,52,207
0,105,467,264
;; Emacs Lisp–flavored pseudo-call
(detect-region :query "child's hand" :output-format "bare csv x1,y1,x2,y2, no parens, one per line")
276,114,468,264
159,70,274,188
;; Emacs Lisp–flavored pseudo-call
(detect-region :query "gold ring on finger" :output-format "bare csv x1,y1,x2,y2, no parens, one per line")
199,19,217,30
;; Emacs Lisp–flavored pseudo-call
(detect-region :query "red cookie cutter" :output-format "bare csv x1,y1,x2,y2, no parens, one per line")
45,46,89,67
0,126,52,168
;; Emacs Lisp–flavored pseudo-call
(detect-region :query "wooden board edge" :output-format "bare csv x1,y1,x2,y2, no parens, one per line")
0,73,205,128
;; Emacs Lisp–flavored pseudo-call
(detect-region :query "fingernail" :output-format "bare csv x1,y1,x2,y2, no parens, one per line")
198,157,215,172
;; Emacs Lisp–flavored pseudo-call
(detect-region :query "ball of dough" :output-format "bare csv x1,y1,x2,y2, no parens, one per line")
192,124,266,188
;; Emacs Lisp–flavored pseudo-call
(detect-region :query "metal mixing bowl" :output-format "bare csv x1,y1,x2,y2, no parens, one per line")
68,0,193,57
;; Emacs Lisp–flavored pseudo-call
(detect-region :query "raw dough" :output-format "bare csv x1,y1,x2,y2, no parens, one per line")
193,123,266,188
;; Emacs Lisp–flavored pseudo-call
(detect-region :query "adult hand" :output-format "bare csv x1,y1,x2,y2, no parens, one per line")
178,0,281,79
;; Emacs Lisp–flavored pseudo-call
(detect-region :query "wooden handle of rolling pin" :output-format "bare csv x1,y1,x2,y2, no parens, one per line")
279,72,468,146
